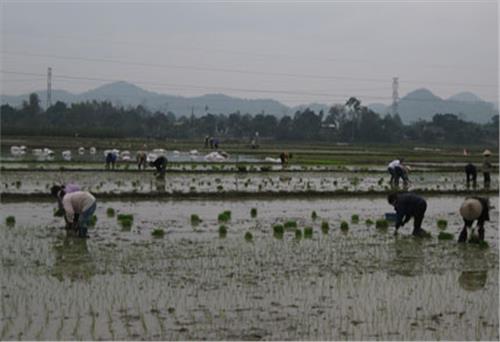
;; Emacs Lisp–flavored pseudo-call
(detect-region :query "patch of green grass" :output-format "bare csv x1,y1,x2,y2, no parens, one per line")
340,221,349,231
295,229,302,239
250,208,257,218
191,214,202,226
438,232,454,240
304,226,313,238
311,211,318,220
284,220,297,229
218,225,228,238
375,219,389,229
117,213,134,221
365,219,374,225
244,231,253,241
321,221,329,234
218,210,231,222
351,214,359,223
437,219,448,230
152,228,165,238
106,207,115,217
5,216,15,226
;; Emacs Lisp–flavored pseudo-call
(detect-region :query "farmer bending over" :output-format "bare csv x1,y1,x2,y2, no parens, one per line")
387,192,428,237
150,156,168,176
280,152,292,166
62,190,97,238
458,197,490,243
387,158,408,187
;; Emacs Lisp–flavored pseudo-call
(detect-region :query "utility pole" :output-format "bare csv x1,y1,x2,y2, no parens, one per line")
46,67,52,109
392,77,399,116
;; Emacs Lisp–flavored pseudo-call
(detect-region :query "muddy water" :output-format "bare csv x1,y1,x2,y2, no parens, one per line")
1,196,498,340
2,170,498,194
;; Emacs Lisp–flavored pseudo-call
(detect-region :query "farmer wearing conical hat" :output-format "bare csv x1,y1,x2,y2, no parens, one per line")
458,197,490,243
482,150,492,188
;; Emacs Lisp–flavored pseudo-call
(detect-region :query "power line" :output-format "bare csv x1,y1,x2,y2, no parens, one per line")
1,50,498,89
3,30,492,72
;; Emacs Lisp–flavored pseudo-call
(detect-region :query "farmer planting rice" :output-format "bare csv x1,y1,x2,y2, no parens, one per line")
387,192,428,237
61,190,97,238
387,158,409,188
465,162,477,188
482,149,492,188
50,183,81,221
136,151,147,170
458,197,491,243
150,155,168,176
280,152,292,166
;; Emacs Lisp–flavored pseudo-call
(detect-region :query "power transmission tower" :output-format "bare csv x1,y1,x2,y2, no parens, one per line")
47,67,52,108
391,77,399,116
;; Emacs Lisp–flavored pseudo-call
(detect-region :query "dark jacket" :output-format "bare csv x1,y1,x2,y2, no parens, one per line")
152,156,167,171
393,192,427,227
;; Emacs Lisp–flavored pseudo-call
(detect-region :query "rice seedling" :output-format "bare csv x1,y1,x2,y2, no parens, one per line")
351,214,359,223
438,232,453,240
237,166,247,172
191,214,202,226
375,219,389,229
53,207,64,217
244,231,253,241
106,207,115,217
89,214,97,227
152,228,165,238
340,221,349,231
365,219,374,225
217,185,224,191
5,216,15,226
295,229,302,239
260,166,271,172
250,208,258,218
311,211,318,220
304,226,313,238
284,220,297,229
218,211,231,222
321,221,329,234
117,213,134,230
273,224,284,238
15,180,21,189
218,225,228,238
436,219,448,230
478,240,489,249
377,178,384,185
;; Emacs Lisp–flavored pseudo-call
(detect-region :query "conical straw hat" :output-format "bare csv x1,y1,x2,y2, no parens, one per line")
459,199,482,221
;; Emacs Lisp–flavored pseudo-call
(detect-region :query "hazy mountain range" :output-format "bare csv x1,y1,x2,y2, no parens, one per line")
1,81,498,124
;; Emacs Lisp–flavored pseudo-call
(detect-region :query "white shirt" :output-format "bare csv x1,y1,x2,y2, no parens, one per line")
63,191,96,223
388,160,400,169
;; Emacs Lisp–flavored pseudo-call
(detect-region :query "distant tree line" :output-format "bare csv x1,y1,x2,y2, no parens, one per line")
1,93,498,145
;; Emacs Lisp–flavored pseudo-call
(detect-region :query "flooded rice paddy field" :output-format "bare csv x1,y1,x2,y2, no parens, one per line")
2,170,498,195
1,196,498,340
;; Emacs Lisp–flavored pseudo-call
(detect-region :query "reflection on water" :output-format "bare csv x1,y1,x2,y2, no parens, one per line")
155,175,166,192
51,236,96,281
388,236,425,277
459,271,488,292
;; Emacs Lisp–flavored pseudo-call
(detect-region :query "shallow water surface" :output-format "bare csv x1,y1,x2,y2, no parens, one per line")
1,196,498,340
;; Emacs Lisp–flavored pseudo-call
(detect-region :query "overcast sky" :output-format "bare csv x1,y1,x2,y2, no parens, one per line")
1,0,498,106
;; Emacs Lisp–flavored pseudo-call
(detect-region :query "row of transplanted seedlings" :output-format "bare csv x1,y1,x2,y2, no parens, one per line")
2,172,493,194
1,206,498,340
